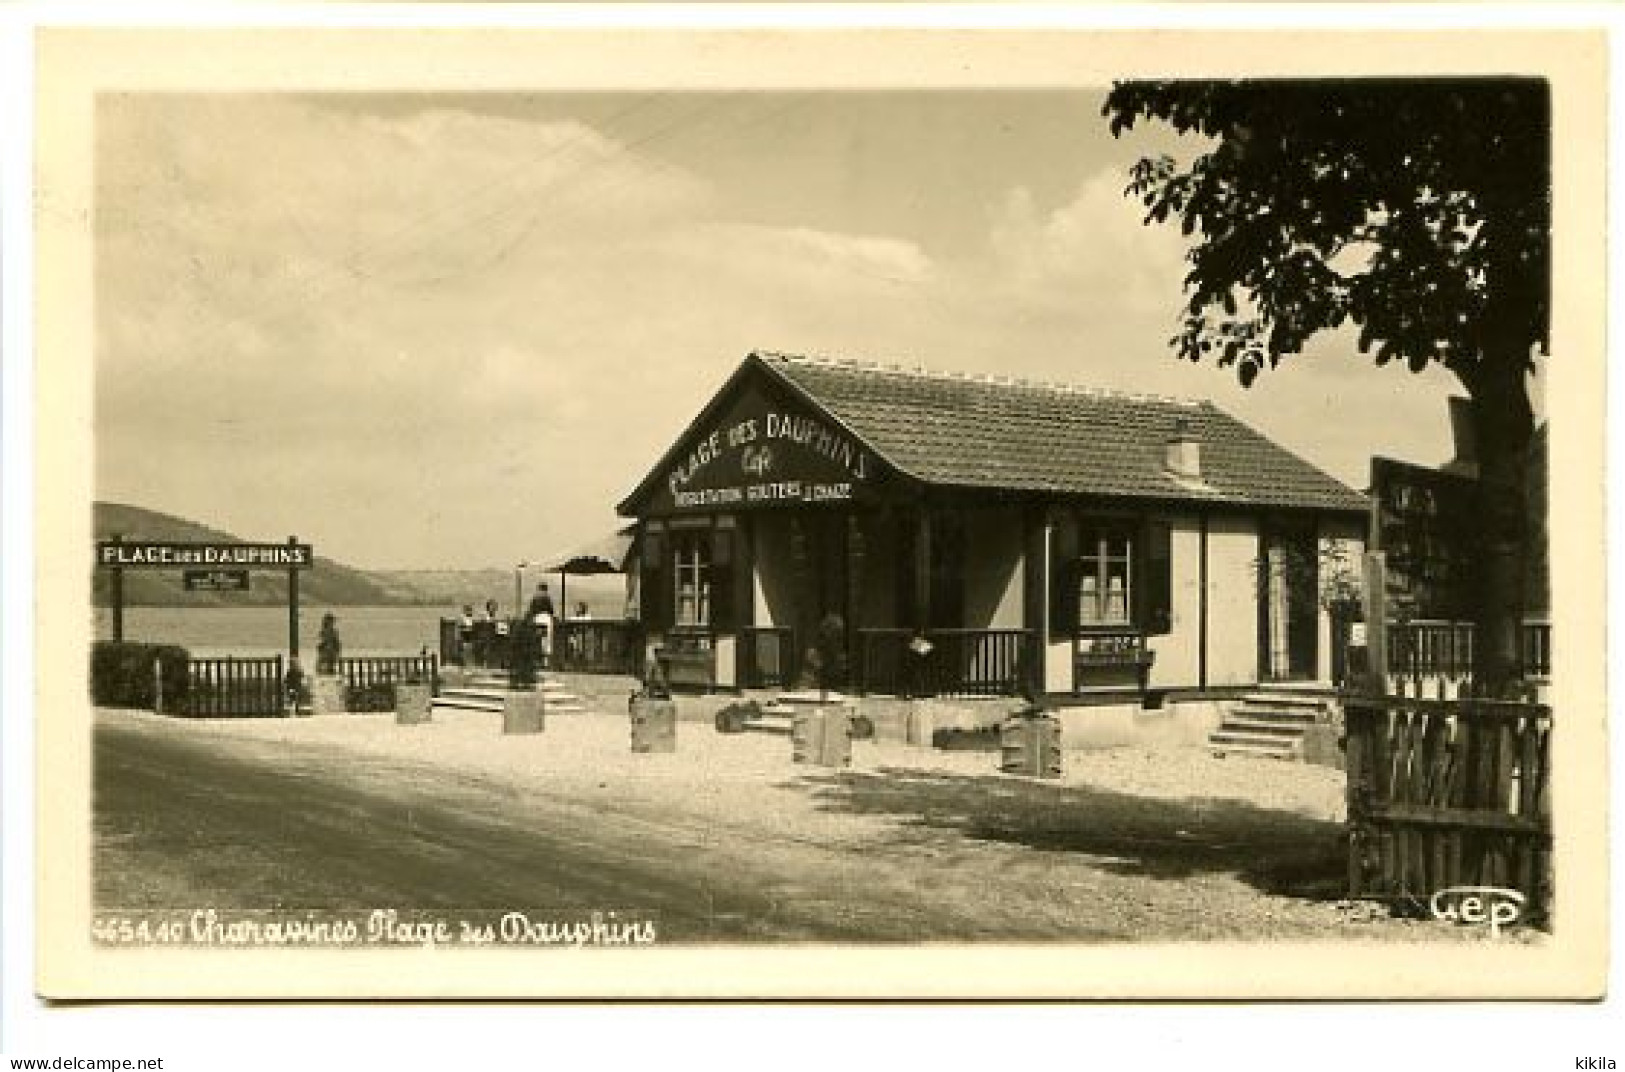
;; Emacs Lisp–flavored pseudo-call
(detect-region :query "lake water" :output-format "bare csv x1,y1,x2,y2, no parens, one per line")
93,605,463,657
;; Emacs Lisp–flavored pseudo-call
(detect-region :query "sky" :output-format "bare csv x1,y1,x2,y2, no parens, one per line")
95,89,1481,570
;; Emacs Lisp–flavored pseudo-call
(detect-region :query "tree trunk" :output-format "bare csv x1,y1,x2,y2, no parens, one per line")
1468,357,1535,696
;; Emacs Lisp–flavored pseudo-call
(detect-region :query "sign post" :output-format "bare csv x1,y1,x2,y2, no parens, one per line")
288,536,301,659
108,533,125,643
94,538,314,658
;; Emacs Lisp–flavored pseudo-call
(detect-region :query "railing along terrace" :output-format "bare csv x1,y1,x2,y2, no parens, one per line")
1520,621,1552,681
1380,619,1551,698
1387,620,1475,697
858,628,1032,698
440,617,514,670
185,655,285,717
553,620,642,675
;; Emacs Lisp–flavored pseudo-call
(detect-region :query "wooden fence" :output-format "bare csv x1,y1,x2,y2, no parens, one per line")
182,655,286,717
1344,694,1551,919
339,654,439,712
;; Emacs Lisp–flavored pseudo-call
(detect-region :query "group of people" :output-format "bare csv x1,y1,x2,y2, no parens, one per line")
457,583,594,669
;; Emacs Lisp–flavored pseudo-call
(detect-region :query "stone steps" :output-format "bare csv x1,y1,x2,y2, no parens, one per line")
430,674,592,717
1208,689,1336,761
741,712,795,736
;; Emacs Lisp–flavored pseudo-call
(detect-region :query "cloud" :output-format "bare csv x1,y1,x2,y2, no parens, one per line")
95,97,1461,568
986,168,1189,314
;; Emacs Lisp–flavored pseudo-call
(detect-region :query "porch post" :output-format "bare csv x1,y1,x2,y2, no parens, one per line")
911,507,932,631
1362,551,1389,694
845,512,864,689
790,514,812,653
1022,505,1048,695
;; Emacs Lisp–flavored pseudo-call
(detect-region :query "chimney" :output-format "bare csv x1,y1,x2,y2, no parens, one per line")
1166,417,1201,479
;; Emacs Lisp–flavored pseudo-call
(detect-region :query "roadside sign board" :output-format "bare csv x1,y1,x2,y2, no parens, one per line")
182,569,251,592
1369,456,1476,620
96,541,314,570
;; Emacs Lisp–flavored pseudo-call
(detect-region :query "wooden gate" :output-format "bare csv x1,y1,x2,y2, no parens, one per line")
1345,694,1551,919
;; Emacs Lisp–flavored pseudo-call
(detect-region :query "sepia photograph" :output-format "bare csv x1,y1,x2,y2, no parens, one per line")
24,20,1609,1004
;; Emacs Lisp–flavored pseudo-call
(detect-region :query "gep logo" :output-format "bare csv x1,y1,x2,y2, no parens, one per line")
1429,886,1525,936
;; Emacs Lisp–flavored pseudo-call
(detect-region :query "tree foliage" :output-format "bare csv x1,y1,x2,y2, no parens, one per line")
1104,79,1549,396
1105,79,1551,691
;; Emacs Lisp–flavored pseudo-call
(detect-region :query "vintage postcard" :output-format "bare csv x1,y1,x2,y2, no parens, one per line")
31,20,1608,999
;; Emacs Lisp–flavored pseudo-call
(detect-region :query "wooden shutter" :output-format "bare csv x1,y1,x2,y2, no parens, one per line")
642,531,671,632
1049,517,1079,636
1141,518,1173,636
709,529,735,630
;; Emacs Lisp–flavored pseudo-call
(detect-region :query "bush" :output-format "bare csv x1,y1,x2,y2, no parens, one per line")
715,701,760,734
509,618,540,690
90,642,190,710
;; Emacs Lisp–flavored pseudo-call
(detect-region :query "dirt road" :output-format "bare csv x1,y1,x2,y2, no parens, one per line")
94,708,1495,943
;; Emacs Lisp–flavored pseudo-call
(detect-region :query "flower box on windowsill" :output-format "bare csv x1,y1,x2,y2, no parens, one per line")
1073,629,1155,692
655,633,715,692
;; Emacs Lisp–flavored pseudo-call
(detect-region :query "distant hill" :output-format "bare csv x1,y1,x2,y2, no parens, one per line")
94,502,414,607
372,569,630,618
92,503,634,614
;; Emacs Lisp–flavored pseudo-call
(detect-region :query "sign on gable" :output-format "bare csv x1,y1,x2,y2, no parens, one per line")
647,381,886,514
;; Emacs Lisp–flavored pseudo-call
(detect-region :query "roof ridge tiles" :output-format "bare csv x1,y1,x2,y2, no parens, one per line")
756,349,1204,408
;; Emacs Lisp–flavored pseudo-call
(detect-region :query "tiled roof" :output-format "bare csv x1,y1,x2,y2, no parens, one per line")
759,351,1369,513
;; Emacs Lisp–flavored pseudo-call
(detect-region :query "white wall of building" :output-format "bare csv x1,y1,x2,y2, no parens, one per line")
1146,513,1202,688
1206,514,1262,686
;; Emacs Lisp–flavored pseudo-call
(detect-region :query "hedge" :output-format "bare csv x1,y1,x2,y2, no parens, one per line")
90,642,191,710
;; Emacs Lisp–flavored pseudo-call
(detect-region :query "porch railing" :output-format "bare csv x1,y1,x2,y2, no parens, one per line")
553,620,642,675
1367,619,1552,698
1520,621,1552,681
857,628,1033,698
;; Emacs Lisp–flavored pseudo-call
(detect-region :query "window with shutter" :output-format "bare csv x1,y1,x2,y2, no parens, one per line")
1053,517,1170,635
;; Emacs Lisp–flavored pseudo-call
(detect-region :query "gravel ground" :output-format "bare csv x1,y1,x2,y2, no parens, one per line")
95,681,1542,944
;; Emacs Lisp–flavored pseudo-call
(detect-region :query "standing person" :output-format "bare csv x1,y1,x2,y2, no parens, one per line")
317,612,342,675
458,603,476,666
526,582,556,622
566,601,592,663
526,583,556,668
484,599,508,669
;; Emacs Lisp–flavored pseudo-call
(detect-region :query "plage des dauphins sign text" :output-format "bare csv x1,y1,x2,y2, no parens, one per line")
665,406,873,511
96,541,314,570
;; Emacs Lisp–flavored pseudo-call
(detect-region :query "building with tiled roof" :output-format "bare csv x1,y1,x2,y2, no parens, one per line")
619,351,1368,707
